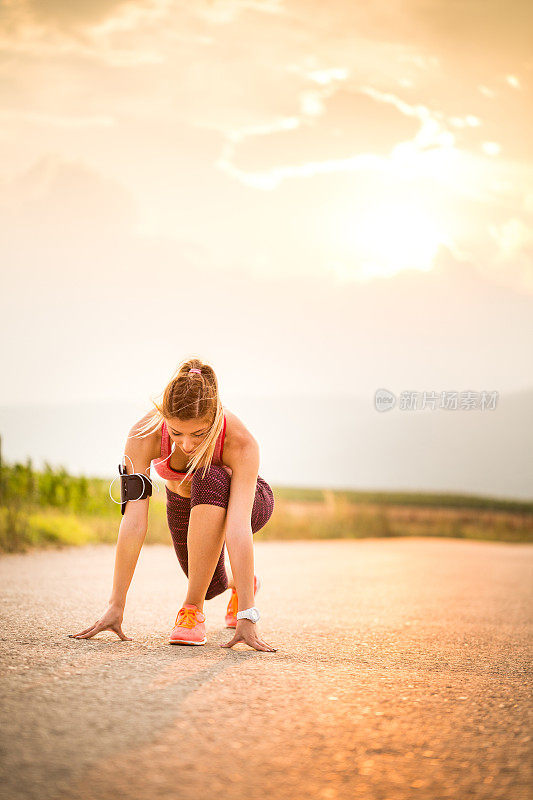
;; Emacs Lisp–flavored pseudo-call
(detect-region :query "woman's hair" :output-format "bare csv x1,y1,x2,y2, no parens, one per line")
131,356,224,485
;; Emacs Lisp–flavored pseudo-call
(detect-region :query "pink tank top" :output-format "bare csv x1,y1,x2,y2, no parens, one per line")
152,413,228,483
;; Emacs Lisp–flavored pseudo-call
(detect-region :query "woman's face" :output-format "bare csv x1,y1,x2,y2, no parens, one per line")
166,415,212,455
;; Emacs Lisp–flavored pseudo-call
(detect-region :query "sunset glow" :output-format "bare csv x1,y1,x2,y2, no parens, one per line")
333,200,445,279
0,0,531,409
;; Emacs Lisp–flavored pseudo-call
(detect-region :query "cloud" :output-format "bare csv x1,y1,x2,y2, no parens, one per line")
0,153,138,241
1,0,160,32
193,0,287,23
0,0,170,64
23,0,134,28
490,217,533,259
487,218,533,291
0,109,115,127
0,0,531,301
216,149,384,189
289,0,533,68
217,88,420,179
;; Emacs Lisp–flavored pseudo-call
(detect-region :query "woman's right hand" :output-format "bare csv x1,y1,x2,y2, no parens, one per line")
68,604,132,641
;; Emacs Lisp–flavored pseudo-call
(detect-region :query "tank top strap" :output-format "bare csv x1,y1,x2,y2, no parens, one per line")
213,413,227,463
157,415,225,467
160,419,170,458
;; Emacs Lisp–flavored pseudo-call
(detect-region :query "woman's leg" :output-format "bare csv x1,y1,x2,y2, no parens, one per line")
167,468,275,608
183,502,228,611
166,488,192,578
226,565,236,590
186,466,233,608
166,484,229,610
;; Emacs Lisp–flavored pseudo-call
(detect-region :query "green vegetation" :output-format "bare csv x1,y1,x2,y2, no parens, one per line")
274,485,533,514
0,457,114,551
0,454,531,553
263,490,533,544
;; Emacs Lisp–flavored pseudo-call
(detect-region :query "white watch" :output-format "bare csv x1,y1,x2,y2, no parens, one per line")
236,606,260,623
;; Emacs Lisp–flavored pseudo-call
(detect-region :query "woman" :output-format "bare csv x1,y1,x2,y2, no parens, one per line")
69,358,277,653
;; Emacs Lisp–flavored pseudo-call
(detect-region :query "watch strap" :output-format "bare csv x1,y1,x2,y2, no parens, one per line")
236,606,260,622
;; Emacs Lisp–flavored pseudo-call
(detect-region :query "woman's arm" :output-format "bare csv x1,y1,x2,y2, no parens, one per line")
69,415,156,640
220,428,277,652
108,511,149,610
110,417,155,604
223,438,260,612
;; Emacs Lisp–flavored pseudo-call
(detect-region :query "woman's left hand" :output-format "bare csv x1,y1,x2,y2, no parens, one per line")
220,619,277,652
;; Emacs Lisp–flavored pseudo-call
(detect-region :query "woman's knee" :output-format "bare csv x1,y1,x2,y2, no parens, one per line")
190,464,231,509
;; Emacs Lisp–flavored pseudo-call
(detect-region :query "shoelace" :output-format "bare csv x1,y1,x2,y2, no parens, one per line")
175,607,200,628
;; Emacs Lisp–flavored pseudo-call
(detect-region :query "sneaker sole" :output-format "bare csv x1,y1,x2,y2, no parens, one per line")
169,638,207,645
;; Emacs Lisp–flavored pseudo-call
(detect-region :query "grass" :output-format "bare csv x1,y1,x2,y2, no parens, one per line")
1,485,531,554
259,491,532,544
0,456,531,552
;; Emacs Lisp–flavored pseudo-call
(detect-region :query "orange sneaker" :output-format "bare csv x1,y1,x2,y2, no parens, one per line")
169,603,207,645
225,575,261,628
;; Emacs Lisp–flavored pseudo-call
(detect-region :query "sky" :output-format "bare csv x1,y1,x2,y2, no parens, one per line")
0,0,532,495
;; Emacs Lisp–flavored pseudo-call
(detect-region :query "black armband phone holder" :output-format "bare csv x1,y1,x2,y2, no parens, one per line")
119,463,152,515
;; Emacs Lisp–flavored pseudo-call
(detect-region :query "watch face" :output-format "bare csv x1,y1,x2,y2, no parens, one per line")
237,607,260,622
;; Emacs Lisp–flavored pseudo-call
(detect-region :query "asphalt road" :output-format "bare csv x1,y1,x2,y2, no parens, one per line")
0,538,532,800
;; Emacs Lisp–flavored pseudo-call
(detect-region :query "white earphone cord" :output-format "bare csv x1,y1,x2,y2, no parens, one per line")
108,451,166,506
109,402,224,504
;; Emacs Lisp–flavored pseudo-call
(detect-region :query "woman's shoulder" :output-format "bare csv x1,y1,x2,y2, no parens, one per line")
221,407,258,452
127,410,163,462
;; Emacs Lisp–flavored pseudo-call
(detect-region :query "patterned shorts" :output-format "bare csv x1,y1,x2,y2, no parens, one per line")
165,464,275,600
